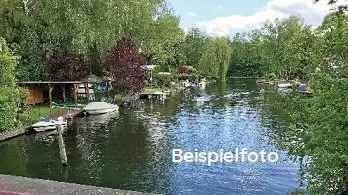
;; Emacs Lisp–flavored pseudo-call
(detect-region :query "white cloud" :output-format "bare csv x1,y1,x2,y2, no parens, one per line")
188,12,198,17
197,0,338,36
217,5,224,10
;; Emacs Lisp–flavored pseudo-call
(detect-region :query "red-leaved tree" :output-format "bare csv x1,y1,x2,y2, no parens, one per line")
103,37,146,94
47,52,89,81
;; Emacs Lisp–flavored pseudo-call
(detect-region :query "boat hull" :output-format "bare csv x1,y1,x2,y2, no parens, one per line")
33,126,57,132
277,83,292,88
85,107,118,115
83,102,119,115
32,121,67,132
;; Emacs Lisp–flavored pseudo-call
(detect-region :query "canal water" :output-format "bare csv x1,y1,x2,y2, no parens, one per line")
0,79,305,195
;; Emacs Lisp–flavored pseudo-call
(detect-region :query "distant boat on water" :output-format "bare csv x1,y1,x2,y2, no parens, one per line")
298,83,313,95
278,83,292,88
199,78,207,89
83,102,119,115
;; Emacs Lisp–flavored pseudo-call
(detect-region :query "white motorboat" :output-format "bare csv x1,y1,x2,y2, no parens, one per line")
278,83,292,88
32,118,67,132
83,102,119,115
195,96,210,103
53,117,68,127
32,121,56,132
199,78,207,89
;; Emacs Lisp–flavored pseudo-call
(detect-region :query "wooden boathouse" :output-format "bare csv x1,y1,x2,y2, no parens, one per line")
18,81,96,107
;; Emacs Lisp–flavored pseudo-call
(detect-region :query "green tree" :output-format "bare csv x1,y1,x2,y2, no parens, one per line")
272,17,315,80
229,31,265,77
183,28,207,69
0,0,182,80
199,37,232,80
230,17,316,80
0,38,19,131
143,13,185,71
228,8,348,193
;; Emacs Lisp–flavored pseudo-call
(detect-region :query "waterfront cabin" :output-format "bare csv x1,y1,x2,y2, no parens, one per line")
18,75,112,107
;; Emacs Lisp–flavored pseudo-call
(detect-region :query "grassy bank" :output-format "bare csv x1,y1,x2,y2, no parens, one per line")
18,105,68,127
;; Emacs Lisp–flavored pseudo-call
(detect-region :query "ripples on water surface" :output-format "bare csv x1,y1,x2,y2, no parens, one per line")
0,79,305,194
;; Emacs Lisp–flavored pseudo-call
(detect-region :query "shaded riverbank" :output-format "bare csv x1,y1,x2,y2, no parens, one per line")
0,106,81,142
0,128,27,142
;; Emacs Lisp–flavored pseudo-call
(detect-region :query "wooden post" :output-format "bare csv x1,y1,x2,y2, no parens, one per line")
73,84,78,105
85,82,90,102
49,84,53,108
62,85,66,103
57,125,68,166
150,69,153,88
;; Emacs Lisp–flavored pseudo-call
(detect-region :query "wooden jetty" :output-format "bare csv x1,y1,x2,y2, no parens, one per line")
140,89,166,101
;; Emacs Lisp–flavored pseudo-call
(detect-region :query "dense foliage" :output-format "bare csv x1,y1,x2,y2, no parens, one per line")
199,37,232,80
104,37,146,94
296,12,347,192
0,0,235,83
301,70,348,193
47,52,88,81
0,0,185,81
231,4,348,193
144,13,185,71
230,17,316,79
183,28,208,69
0,38,19,132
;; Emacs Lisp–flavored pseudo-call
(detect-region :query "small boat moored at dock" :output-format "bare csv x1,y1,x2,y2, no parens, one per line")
83,102,119,115
32,118,67,132
199,78,207,89
32,121,56,132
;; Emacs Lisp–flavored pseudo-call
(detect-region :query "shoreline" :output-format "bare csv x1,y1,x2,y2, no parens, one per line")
0,108,81,142
0,128,28,142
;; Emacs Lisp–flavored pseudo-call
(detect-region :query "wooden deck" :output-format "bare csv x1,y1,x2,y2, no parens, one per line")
140,89,166,101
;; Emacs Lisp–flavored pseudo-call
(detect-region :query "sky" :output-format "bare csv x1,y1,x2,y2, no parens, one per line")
168,0,342,36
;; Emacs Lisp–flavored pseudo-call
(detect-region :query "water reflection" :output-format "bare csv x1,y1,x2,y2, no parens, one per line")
0,79,306,194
